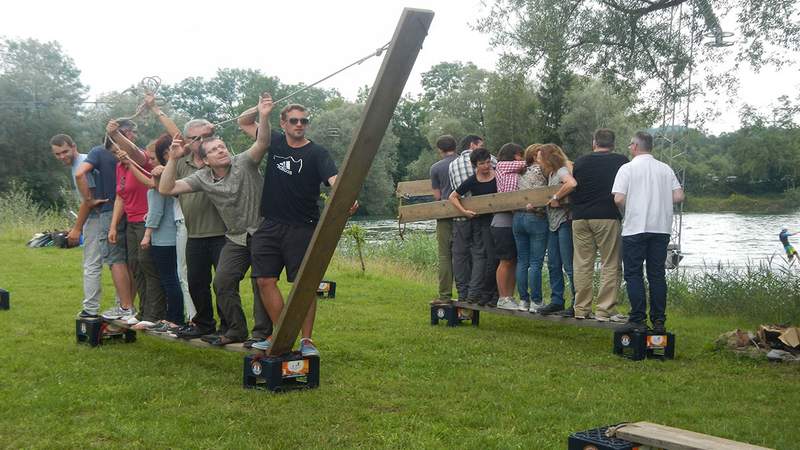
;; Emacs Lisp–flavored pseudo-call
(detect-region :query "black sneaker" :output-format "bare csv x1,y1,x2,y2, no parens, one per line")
200,332,221,343
554,306,574,317
176,325,213,340
537,303,564,315
652,320,667,334
78,310,99,318
619,321,649,333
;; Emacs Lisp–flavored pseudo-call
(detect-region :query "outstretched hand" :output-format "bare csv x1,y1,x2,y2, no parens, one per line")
144,93,158,111
168,134,188,160
258,92,273,116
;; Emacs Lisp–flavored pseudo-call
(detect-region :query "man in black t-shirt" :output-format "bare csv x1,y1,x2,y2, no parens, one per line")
569,128,629,321
249,104,341,357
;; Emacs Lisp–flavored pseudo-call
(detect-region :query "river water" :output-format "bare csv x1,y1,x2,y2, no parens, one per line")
352,212,800,270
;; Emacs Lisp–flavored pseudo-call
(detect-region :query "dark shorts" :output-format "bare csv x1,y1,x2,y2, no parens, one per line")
491,226,516,261
251,219,316,281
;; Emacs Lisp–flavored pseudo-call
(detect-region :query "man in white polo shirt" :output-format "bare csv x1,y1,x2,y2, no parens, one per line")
612,131,684,334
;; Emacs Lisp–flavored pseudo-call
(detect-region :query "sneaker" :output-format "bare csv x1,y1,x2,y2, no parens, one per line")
497,297,519,311
553,306,574,317
537,303,564,315
518,300,530,311
78,309,99,318
528,301,543,313
652,320,667,334
120,308,137,324
299,338,320,357
619,321,649,333
175,324,212,340
603,314,628,323
251,337,273,351
150,321,173,333
131,321,156,330
101,305,125,320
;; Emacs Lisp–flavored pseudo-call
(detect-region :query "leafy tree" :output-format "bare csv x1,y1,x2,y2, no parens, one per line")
391,94,431,182
477,0,800,108
306,102,398,215
0,38,87,205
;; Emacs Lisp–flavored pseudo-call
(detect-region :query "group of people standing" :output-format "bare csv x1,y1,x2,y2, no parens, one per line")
430,128,684,333
51,93,345,355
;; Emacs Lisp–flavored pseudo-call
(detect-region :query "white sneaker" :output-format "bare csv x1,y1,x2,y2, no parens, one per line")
101,305,125,320
518,301,530,311
497,297,519,311
131,321,156,330
529,301,543,313
609,313,628,323
121,308,138,324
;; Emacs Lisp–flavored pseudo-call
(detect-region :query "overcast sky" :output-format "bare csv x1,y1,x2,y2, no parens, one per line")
2,0,797,135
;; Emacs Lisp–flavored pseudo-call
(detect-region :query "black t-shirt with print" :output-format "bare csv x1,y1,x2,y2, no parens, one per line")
455,174,497,197
260,130,338,225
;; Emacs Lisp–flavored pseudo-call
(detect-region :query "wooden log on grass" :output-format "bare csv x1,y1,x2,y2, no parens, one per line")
614,422,773,450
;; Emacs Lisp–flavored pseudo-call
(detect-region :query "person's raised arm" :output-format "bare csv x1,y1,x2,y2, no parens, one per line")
74,162,96,202
128,162,155,189
159,136,195,196
548,170,577,207
144,93,181,137
244,94,273,164
106,120,148,167
237,105,259,139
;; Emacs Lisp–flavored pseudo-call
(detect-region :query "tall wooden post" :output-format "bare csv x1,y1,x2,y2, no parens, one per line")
267,8,435,355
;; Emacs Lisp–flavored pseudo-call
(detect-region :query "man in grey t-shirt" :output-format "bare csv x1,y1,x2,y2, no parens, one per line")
160,94,273,345
429,135,458,304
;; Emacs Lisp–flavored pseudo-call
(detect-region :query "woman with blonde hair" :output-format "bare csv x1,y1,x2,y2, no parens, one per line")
536,144,578,316
513,144,550,312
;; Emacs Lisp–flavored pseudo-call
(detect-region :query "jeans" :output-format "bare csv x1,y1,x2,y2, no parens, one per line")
185,235,227,333
622,232,670,325
175,219,195,321
547,221,575,306
512,212,549,303
150,245,185,325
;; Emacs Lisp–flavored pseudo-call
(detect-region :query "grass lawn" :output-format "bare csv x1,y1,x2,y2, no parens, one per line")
0,233,798,449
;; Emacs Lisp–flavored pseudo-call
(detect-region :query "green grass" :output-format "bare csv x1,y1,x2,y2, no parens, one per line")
0,231,799,449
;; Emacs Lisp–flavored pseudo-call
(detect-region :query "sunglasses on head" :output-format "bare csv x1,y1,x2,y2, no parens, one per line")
287,117,309,125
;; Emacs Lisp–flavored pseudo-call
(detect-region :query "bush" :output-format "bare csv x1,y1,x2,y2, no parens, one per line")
0,180,69,238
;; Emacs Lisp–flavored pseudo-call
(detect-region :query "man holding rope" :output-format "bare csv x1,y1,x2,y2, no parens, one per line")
159,94,273,346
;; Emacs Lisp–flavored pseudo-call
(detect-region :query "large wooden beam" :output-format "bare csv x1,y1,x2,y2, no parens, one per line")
614,422,772,450
268,8,435,356
396,179,433,198
398,186,559,223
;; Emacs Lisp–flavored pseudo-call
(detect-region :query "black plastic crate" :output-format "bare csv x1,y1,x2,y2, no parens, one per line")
568,424,638,450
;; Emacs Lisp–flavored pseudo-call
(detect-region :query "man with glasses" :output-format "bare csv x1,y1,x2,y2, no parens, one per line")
612,131,684,334
160,94,274,346
243,104,342,357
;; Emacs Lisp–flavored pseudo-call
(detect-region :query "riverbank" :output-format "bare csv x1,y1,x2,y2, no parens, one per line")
684,192,800,214
1,233,799,448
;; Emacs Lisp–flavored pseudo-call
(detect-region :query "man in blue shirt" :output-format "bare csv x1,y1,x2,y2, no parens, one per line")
72,135,135,321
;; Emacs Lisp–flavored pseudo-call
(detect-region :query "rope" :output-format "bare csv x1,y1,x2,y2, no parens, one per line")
211,41,391,129
105,134,152,178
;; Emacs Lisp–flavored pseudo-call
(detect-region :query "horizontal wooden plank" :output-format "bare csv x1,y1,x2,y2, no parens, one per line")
452,301,626,330
396,179,433,198
614,422,773,450
398,186,559,223
106,320,252,354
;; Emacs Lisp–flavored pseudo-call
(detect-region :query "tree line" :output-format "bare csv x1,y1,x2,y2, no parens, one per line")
1,34,799,216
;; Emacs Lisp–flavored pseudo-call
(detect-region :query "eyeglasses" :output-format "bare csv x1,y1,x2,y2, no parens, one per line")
187,132,214,143
287,117,309,125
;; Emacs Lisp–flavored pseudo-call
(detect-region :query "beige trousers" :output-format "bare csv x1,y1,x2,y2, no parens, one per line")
572,219,622,318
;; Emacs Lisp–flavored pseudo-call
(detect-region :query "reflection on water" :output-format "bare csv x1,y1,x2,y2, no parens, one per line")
352,212,800,270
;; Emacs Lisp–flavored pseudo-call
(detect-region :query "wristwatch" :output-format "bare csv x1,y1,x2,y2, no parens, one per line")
551,194,558,201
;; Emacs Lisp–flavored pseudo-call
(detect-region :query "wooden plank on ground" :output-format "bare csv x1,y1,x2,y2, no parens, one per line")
614,422,773,450
398,186,559,223
452,301,626,330
396,179,433,198
268,8,435,356
106,320,251,354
